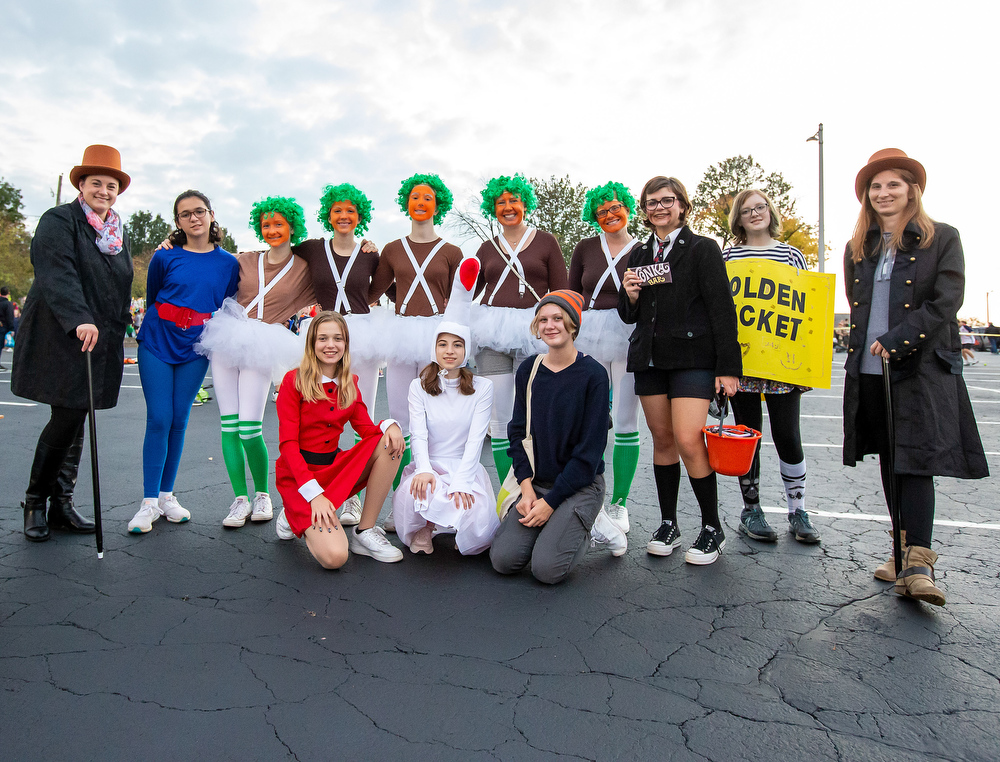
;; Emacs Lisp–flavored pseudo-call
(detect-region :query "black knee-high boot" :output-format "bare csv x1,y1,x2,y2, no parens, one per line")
23,441,70,542
47,428,95,533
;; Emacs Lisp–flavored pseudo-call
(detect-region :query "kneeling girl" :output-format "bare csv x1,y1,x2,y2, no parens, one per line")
393,259,499,555
274,311,405,567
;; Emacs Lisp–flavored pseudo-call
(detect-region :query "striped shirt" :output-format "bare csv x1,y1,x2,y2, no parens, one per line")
722,241,806,269
722,240,810,394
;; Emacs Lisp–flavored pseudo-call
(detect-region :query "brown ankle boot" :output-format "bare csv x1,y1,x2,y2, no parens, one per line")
895,545,945,606
874,530,906,582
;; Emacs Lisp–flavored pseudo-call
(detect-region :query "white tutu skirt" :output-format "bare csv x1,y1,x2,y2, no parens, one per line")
195,298,304,376
375,312,444,366
345,307,392,364
575,308,633,363
393,459,499,555
470,304,545,356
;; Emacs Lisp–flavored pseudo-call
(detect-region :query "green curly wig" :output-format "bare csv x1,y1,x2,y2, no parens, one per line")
318,183,373,236
396,173,454,225
480,174,538,219
250,196,308,246
581,181,637,231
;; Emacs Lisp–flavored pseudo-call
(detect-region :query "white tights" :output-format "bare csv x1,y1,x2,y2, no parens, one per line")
211,358,271,421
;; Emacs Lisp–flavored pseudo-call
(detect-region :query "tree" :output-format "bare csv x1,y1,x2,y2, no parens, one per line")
0,179,32,297
690,155,796,250
219,226,237,253
527,175,592,266
779,215,820,269
0,178,26,227
126,210,172,258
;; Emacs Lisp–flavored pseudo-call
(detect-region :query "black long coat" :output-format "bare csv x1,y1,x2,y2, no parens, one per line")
617,227,742,377
843,221,987,478
12,201,132,410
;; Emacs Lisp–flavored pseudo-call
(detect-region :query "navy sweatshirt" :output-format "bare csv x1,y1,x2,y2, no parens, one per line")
507,352,609,509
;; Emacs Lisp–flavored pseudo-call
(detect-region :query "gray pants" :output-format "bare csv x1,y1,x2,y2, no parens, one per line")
490,475,605,584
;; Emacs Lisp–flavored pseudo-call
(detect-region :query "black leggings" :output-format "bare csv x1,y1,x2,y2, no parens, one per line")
730,390,804,465
39,406,88,449
858,374,935,548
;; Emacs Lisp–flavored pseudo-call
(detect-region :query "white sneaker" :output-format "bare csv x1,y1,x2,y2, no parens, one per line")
250,492,273,522
382,507,396,533
338,495,362,526
349,526,403,562
606,500,629,534
128,499,160,533
158,494,190,523
275,509,295,540
223,496,253,527
591,507,628,557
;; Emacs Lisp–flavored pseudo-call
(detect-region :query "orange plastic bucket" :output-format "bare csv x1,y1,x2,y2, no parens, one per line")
702,424,762,476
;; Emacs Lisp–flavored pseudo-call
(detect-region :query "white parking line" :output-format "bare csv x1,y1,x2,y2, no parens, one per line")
761,506,1000,530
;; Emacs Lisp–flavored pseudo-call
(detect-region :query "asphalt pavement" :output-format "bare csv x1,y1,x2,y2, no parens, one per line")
1,344,998,761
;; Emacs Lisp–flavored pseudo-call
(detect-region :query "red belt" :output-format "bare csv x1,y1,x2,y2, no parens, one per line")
156,302,211,330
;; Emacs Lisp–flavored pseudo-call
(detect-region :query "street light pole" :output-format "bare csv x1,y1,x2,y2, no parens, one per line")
807,124,825,273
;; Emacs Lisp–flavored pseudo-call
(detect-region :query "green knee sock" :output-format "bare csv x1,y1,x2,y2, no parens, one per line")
492,437,512,480
220,414,248,497
392,434,411,490
239,420,269,494
611,431,641,506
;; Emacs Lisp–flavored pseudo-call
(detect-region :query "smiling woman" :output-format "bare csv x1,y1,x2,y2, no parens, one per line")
12,145,134,543
843,148,988,606
193,195,318,529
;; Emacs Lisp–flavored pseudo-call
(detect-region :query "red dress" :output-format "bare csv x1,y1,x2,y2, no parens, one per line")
275,369,388,536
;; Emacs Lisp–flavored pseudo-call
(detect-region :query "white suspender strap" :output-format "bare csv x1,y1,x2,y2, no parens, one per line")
588,233,636,309
324,239,362,314
399,237,447,315
487,226,534,305
245,252,296,320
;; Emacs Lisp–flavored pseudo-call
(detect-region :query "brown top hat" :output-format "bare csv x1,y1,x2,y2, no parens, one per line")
69,144,130,193
855,148,925,201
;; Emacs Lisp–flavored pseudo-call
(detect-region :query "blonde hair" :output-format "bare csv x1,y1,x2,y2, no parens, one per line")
295,311,357,409
728,188,782,245
530,304,579,340
849,169,935,263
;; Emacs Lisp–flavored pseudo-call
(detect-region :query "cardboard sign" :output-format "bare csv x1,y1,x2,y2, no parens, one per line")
726,259,836,389
631,262,672,286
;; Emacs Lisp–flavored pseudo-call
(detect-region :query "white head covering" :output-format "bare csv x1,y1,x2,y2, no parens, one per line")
433,257,479,367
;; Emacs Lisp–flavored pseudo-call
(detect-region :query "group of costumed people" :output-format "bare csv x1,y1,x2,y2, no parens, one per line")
12,144,986,598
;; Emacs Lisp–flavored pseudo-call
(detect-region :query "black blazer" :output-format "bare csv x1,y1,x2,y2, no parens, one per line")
617,227,741,377
12,201,132,409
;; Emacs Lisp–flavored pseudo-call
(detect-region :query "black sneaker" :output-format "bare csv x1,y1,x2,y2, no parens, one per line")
646,520,681,556
685,525,726,565
788,509,821,544
739,506,777,542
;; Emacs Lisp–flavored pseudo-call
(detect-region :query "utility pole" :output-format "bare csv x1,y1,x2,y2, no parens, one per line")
56,173,63,206
806,124,825,273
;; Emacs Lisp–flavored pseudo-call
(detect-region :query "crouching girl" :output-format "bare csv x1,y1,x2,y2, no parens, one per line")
274,311,405,567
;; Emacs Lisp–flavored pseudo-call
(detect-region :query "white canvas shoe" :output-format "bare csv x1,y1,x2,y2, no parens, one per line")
223,496,253,528
275,509,295,540
338,495,362,526
591,507,628,557
250,492,273,522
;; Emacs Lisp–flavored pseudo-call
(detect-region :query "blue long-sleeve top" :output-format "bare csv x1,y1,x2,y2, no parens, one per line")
507,352,609,510
138,246,239,363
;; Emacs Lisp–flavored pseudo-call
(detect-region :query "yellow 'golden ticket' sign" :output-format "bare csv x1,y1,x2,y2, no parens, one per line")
725,259,836,389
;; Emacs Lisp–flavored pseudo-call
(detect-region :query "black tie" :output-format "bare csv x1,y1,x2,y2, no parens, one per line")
655,239,667,263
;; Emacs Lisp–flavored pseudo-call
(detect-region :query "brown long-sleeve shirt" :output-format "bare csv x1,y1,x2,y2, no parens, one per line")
369,237,464,316
474,230,567,309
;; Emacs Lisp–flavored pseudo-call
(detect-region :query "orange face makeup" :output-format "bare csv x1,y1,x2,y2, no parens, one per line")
494,191,525,227
407,184,437,222
261,212,292,247
596,197,628,234
328,201,359,233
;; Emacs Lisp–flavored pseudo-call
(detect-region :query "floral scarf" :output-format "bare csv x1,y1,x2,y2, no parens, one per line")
78,195,124,255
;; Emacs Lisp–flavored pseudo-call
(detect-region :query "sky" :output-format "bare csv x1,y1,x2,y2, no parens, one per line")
2,0,997,318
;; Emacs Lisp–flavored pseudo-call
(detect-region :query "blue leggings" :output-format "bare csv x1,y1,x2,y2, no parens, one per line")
138,343,209,498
